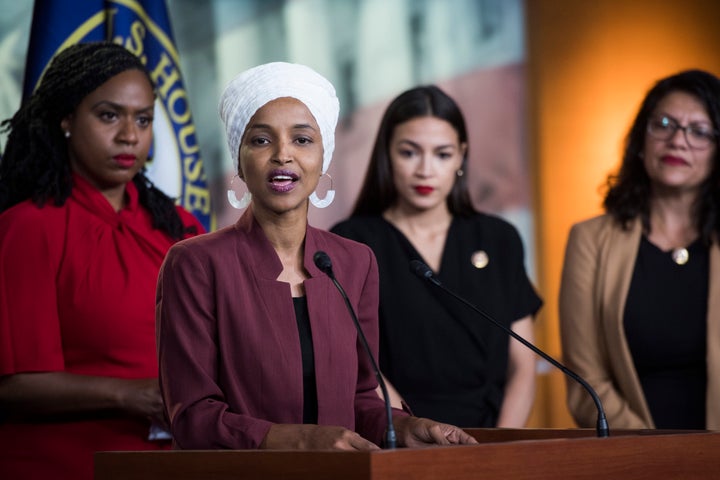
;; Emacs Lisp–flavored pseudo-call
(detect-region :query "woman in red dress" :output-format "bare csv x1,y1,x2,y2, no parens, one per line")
0,42,203,480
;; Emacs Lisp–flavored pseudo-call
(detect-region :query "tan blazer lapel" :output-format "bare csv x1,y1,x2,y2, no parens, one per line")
706,242,720,429
600,218,654,426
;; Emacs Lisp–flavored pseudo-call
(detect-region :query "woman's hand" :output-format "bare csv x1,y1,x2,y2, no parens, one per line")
260,424,381,451
116,378,168,428
0,372,166,427
393,416,479,447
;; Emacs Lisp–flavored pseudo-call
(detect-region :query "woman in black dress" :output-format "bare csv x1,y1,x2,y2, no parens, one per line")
332,85,542,427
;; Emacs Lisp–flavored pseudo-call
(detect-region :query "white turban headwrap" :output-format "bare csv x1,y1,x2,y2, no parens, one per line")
219,62,340,175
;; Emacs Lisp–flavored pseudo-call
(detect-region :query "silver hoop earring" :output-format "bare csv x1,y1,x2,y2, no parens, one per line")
227,176,252,209
456,169,464,177
309,173,335,209
64,131,71,138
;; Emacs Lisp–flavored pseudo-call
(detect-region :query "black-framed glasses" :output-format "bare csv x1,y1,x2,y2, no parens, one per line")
647,115,717,149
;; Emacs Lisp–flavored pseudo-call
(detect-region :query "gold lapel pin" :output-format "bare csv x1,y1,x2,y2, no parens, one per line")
471,250,489,269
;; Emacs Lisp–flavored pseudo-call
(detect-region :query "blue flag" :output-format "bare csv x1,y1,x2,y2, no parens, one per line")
24,0,214,231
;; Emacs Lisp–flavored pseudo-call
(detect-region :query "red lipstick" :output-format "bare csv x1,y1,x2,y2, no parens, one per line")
661,155,688,166
114,154,136,168
414,186,434,195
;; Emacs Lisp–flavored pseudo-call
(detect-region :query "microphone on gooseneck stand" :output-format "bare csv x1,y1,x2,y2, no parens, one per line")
313,251,397,449
409,259,610,438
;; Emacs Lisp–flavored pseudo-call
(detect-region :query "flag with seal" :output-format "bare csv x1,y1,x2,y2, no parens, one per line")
24,0,213,231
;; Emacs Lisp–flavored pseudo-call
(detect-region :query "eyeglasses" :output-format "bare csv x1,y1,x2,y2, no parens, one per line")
647,115,717,149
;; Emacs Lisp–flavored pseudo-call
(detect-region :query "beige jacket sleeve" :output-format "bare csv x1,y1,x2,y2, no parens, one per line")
559,216,651,429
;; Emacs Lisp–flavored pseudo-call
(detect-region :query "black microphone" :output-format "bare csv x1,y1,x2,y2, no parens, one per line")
410,259,610,438
313,251,397,449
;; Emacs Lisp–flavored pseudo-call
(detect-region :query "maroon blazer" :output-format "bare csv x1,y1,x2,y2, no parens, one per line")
156,208,401,449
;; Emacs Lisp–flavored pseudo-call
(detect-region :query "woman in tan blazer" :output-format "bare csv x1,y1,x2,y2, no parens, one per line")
560,70,720,430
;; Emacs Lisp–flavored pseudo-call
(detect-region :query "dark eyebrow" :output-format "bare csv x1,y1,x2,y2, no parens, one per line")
396,139,456,150
91,100,155,113
657,112,712,127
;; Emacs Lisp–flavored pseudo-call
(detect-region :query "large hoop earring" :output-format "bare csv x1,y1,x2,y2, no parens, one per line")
309,173,335,209
227,176,252,209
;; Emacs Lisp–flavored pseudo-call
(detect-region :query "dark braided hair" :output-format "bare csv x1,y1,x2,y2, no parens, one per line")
604,69,720,243
0,41,193,240
351,85,476,217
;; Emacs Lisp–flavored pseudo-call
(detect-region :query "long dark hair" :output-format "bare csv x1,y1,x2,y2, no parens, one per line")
0,41,193,239
351,85,476,217
603,69,720,242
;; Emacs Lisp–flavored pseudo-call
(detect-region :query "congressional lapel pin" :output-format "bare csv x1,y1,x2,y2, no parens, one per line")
471,250,489,269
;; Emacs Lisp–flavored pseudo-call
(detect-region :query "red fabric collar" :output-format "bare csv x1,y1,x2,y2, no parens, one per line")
70,173,139,226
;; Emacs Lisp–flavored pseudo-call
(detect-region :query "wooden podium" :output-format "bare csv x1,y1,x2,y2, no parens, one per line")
95,428,720,479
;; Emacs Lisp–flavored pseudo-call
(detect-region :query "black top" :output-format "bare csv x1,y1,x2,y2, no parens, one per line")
332,214,542,427
623,236,708,429
293,296,318,424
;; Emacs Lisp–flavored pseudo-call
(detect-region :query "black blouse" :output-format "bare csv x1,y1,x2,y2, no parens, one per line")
293,296,318,424
332,214,542,427
623,236,708,429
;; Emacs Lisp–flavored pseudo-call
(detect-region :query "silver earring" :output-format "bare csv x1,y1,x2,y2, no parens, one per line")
64,131,71,138
227,176,252,209
456,169,464,177
309,173,335,209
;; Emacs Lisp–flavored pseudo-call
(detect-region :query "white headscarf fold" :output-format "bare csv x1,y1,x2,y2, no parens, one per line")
218,62,339,174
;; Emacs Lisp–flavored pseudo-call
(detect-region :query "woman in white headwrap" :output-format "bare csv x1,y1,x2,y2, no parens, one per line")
156,62,477,450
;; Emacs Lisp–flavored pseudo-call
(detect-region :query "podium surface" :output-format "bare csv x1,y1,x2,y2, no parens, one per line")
95,428,720,479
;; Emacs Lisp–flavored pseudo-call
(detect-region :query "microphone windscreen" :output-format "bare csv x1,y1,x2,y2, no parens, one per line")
313,250,333,274
409,259,433,280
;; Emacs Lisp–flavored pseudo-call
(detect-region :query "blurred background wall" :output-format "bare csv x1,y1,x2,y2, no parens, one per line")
2,0,720,428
